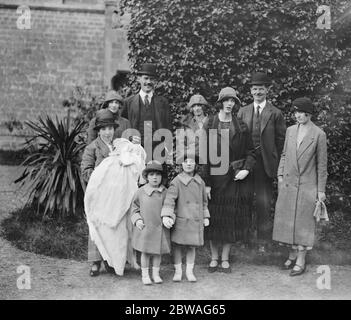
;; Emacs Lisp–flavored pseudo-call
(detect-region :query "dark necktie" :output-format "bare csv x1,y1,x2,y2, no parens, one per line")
255,105,260,118
144,95,150,108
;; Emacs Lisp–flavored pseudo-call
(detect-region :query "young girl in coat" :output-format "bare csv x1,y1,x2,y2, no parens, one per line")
161,153,210,282
131,161,171,285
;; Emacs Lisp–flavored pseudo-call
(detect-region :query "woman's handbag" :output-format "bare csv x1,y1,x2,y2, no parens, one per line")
313,200,329,222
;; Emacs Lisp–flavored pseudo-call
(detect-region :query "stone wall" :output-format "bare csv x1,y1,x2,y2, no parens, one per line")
0,0,130,149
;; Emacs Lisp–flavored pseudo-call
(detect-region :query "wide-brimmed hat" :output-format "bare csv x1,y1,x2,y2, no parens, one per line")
217,87,241,104
187,94,209,110
104,90,124,104
94,109,119,130
292,97,314,114
249,72,271,86
142,160,164,179
137,63,157,77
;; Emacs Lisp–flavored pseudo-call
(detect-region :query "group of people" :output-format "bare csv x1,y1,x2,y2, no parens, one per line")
80,63,328,285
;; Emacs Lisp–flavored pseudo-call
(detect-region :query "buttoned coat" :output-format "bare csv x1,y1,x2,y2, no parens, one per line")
161,173,210,246
80,136,111,183
237,102,286,178
273,123,328,247
130,185,171,255
122,93,171,132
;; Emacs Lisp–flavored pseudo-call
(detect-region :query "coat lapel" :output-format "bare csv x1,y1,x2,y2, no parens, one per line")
289,125,299,171
260,103,273,133
131,94,141,127
297,124,316,160
246,104,254,132
96,137,111,158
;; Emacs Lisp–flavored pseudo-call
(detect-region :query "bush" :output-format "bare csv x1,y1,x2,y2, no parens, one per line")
121,0,351,221
15,116,86,220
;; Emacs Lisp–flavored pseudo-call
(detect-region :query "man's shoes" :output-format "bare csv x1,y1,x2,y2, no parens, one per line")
290,264,306,277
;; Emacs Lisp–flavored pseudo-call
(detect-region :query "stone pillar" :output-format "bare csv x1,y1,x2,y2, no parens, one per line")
103,0,130,88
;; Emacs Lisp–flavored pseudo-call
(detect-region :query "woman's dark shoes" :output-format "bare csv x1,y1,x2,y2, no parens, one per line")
89,262,101,277
290,264,306,277
220,260,232,273
208,259,219,273
103,260,116,274
281,258,297,270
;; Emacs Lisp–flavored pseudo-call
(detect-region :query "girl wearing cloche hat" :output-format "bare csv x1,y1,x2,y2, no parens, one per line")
131,160,171,285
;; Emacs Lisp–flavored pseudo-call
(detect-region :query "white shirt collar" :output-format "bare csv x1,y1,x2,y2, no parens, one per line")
254,100,266,113
139,90,154,103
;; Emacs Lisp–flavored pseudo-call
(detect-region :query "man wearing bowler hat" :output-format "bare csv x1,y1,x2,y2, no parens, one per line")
122,63,171,162
238,72,286,253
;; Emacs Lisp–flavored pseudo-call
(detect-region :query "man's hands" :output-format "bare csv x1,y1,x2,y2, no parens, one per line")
318,192,326,202
203,218,210,227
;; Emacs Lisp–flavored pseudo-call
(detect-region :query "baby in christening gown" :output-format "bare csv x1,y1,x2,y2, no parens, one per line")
84,138,146,275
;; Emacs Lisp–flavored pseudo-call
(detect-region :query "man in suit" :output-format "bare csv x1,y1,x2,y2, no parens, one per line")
122,63,171,163
237,72,286,253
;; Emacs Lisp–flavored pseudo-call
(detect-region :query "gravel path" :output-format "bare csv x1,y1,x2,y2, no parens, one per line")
1,165,351,300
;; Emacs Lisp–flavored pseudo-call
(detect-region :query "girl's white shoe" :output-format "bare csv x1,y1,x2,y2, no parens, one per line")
173,263,182,282
152,267,163,284
186,263,197,282
141,267,152,285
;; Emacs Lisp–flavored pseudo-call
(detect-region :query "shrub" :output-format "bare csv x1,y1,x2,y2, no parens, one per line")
121,0,351,218
15,116,86,220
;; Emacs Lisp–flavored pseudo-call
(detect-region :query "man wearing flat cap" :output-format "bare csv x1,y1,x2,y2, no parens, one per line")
122,63,171,163
238,72,286,253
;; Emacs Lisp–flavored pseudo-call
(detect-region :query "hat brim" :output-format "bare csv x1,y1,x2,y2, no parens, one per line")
217,95,241,104
137,71,157,77
249,81,271,86
94,122,119,130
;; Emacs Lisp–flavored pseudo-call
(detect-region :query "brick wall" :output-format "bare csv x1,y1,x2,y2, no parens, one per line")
0,0,130,149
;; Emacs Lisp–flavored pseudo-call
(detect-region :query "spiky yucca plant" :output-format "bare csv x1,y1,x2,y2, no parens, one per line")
15,116,87,220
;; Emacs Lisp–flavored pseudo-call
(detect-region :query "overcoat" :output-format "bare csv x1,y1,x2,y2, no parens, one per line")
273,123,328,247
130,184,171,255
237,102,286,178
80,136,111,183
161,172,210,246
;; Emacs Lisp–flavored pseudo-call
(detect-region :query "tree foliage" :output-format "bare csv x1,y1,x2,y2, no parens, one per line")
121,0,351,212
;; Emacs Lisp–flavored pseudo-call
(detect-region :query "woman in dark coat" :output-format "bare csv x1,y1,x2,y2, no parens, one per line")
205,87,256,273
273,97,327,276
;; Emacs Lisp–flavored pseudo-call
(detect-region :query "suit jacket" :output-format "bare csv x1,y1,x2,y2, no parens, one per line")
122,93,171,132
273,123,328,246
237,102,286,178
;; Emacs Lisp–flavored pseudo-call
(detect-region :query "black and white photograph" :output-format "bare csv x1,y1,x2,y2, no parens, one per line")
0,0,351,304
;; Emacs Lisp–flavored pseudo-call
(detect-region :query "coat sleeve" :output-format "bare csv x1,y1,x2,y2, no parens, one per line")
161,178,178,221
130,190,143,225
275,110,287,157
202,183,210,219
86,118,97,145
242,129,256,172
277,127,289,178
80,143,96,183
316,130,328,192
